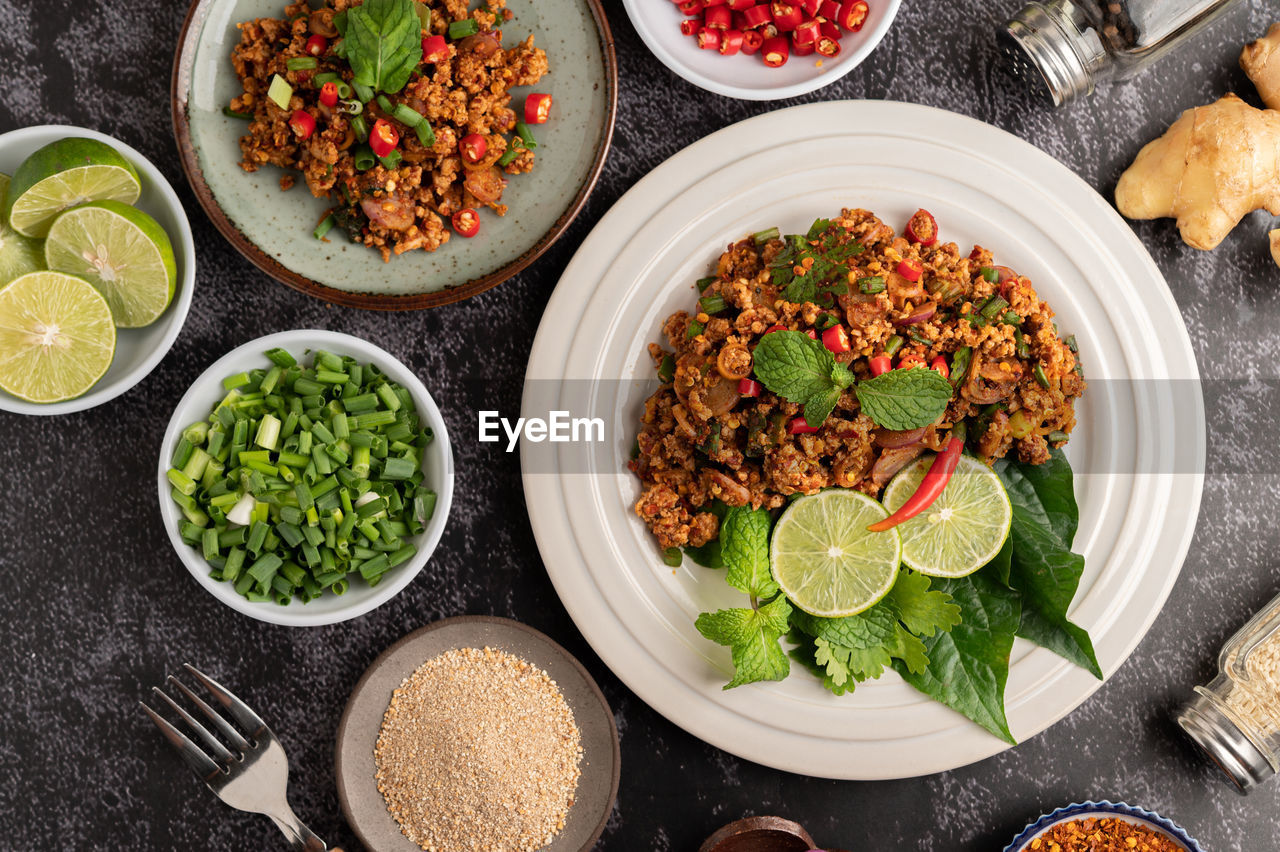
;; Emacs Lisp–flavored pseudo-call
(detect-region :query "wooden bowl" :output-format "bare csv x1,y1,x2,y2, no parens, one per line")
699,816,817,852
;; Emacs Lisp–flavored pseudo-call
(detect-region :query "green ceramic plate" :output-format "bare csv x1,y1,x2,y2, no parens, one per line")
172,0,616,309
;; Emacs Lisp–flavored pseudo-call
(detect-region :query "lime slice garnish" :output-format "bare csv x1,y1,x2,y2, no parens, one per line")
770,490,902,617
44,200,175,328
882,454,1012,578
6,138,141,238
0,173,45,287
0,271,116,403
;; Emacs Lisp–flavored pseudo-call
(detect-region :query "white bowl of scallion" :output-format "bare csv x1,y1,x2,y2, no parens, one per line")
157,330,453,626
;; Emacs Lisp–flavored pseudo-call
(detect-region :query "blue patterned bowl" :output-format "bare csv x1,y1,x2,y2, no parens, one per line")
1004,801,1204,852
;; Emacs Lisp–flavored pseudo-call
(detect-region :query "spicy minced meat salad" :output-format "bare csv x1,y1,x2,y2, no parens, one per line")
628,207,1085,550
229,0,550,259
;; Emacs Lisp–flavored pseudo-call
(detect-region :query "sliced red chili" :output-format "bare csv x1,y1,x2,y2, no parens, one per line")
459,133,488,164
760,22,779,38
305,34,328,56
800,0,822,14
318,81,339,108
761,35,789,64
792,36,815,55
742,3,773,27
869,354,892,376
727,0,755,8
804,328,818,340
370,119,399,157
788,417,821,435
718,28,745,54
820,20,841,40
821,324,850,353
677,0,705,14
896,258,924,283
704,4,732,27
764,324,787,334
451,208,480,237
697,26,721,48
868,424,967,532
818,0,840,18
738,378,763,396
741,29,764,53
837,0,869,31
905,208,939,246
793,19,821,44
816,34,841,56
994,265,1019,297
288,109,315,140
524,93,552,124
681,18,699,35
422,34,449,63
770,1,802,30
929,356,949,379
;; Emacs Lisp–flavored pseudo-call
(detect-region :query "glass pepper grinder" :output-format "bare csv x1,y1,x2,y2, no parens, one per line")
998,0,1244,107
1177,590,1280,793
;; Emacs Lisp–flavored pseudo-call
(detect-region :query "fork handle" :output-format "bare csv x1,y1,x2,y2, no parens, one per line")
268,809,328,851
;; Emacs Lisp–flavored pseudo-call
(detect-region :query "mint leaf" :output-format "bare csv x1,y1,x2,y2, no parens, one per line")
721,506,777,599
896,570,1020,744
803,386,842,428
753,331,839,404
886,570,963,637
854,368,953,430
345,0,423,94
696,596,792,689
995,451,1101,679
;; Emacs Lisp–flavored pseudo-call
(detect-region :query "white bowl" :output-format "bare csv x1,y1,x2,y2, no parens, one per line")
622,0,901,100
0,124,196,415
156,330,454,627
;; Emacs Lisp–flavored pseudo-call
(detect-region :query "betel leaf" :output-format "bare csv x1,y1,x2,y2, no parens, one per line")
993,450,1101,679
721,506,777,599
854,367,954,431
753,331,843,404
695,596,792,689
344,0,424,94
895,569,1021,744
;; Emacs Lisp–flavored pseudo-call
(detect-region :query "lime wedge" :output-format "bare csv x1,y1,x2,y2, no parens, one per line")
0,173,45,287
7,138,141,238
44,200,175,327
882,455,1012,578
0,271,116,403
770,490,902,617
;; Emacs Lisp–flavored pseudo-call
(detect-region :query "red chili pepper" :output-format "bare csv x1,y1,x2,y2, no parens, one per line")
370,119,399,157
896,257,923,283
704,4,732,27
905,208,939,246
727,0,755,8
305,34,328,56
677,0,705,14
738,378,763,396
868,424,967,532
793,19,821,44
697,26,721,48
719,28,745,54
968,246,985,261
994,265,1019,297
318,81,339,108
761,35,789,64
818,0,840,18
451,208,480,237
703,0,728,4
422,34,449,63
288,109,315,140
788,417,820,434
897,352,925,370
800,0,822,15
816,34,841,56
792,37,816,55
770,1,802,30
524,93,552,124
819,20,841,40
459,133,488,164
764,324,788,334
929,356,949,379
742,3,773,26
869,354,892,376
681,18,699,35
742,29,764,53
821,324,850,353
760,22,779,38
837,0,869,31
804,328,818,340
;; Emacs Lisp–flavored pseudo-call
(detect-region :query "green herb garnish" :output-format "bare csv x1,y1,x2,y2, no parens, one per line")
342,0,424,95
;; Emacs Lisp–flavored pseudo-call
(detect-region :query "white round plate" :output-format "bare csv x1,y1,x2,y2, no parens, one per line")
520,101,1206,779
622,0,900,100
0,125,196,415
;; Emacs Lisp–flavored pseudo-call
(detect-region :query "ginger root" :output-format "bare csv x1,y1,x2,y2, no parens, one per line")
1115,93,1280,251
1242,22,1280,111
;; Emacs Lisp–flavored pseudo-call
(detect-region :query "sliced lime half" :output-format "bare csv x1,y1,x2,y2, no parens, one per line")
0,173,45,287
7,138,141,238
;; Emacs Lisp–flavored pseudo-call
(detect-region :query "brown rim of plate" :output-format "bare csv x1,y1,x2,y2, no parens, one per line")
333,615,621,852
170,0,618,311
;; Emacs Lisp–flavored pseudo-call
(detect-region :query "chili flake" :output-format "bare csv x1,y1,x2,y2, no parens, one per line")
1029,817,1182,851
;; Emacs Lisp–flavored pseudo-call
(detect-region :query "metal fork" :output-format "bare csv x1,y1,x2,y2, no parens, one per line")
140,664,334,852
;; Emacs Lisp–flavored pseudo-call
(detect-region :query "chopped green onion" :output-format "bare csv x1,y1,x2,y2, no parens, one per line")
979,295,1009,319
1064,334,1078,353
265,348,297,368
699,294,727,315
1002,311,1021,325
267,74,294,110
392,104,425,127
414,121,436,147
753,227,780,246
1033,363,1050,388
1047,429,1069,443
448,18,480,38
313,213,336,240
884,335,905,357
657,355,676,384
857,276,886,294
314,71,340,86
378,150,402,170
376,94,395,115
353,144,375,171
686,319,705,341
223,106,253,120
980,266,998,283
497,147,519,166
662,547,683,567
352,81,374,103
286,56,317,71
351,114,369,142
515,121,538,149
949,346,972,387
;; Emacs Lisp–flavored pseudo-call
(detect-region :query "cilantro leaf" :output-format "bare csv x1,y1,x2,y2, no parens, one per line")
695,596,792,689
753,331,840,403
854,367,953,430
886,569,963,637
787,630,857,695
721,506,777,599
344,0,423,94
782,275,817,304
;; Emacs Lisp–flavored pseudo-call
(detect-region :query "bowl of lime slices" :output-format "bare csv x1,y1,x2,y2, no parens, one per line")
0,125,195,415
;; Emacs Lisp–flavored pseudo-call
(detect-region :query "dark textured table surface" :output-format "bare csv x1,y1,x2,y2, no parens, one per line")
2,0,1279,849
